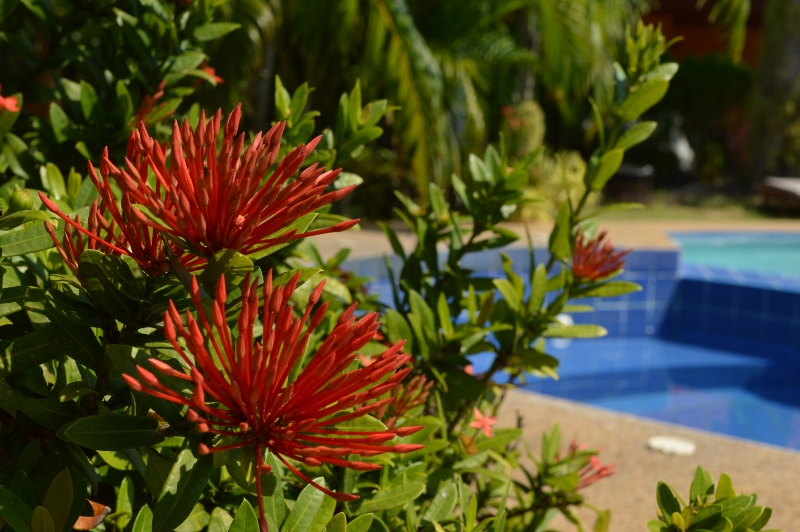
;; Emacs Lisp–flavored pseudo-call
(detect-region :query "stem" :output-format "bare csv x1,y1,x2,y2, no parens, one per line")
255,444,269,532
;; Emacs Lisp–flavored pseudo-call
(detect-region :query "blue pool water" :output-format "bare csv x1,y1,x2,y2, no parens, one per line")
357,242,800,450
671,232,800,278
523,337,800,449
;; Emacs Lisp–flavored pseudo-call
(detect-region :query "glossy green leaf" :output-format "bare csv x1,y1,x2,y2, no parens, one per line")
0,217,61,256
228,500,259,532
207,508,232,532
325,513,347,532
614,121,657,151
193,22,241,42
281,478,336,532
354,482,425,515
132,505,153,532
585,149,624,191
542,324,607,338
423,481,457,523
0,487,33,532
146,449,175,497
42,469,73,532
199,249,254,293
656,483,681,526
716,473,736,501
548,204,571,261
17,397,79,430
574,281,641,298
79,81,98,121
617,79,669,122
78,250,142,324
347,514,374,532
0,378,16,416
10,471,36,509
62,415,164,450
175,504,210,532
153,450,214,532
31,506,54,532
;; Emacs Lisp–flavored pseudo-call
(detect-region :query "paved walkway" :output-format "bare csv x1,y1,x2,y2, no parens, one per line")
312,219,800,531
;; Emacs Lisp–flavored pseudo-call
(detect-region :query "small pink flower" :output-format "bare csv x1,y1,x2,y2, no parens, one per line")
469,408,496,438
0,85,20,114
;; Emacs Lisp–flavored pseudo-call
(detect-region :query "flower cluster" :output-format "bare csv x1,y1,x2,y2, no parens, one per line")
123,271,422,530
564,440,616,490
40,105,358,275
107,105,357,270
572,229,630,283
40,147,176,277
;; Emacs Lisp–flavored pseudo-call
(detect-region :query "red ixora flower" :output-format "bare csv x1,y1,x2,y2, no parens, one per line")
571,229,631,283
123,271,423,531
39,146,182,277
564,440,616,490
0,85,20,114
106,105,358,271
469,408,496,438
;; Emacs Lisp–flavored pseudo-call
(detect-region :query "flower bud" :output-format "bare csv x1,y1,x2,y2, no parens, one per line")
8,190,32,213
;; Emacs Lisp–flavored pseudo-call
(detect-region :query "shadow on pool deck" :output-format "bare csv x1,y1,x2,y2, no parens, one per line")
311,220,800,530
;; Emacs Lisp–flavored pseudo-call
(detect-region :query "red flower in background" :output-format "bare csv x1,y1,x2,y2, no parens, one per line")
40,148,181,277
0,85,20,114
572,229,630,283
106,105,358,271
123,272,422,531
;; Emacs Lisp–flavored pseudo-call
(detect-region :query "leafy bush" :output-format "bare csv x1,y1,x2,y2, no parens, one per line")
0,5,781,532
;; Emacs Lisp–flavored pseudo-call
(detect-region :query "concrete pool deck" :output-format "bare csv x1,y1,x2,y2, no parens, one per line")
311,218,800,531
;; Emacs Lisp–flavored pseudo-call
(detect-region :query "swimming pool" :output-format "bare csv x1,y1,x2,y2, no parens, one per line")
671,231,800,278
350,242,800,450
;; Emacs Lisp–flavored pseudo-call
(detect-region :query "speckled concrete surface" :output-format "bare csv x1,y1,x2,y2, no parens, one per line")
311,220,800,531
496,390,800,531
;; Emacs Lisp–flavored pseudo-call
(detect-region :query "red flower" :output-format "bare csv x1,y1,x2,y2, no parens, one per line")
201,62,224,85
39,148,182,277
133,80,170,127
0,85,20,114
375,374,433,429
469,408,496,438
107,105,358,270
123,271,423,531
572,229,631,283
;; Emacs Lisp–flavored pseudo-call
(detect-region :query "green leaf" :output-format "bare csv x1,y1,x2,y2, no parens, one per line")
614,121,657,151
716,473,736,501
493,278,522,313
98,451,134,471
228,500,259,532
0,210,55,231
175,504,209,532
646,62,679,82
10,471,35,509
353,483,425,515
574,281,641,298
199,249,254,293
58,381,96,402
17,397,79,430
193,22,241,42
325,513,347,532
42,469,73,532
548,204,571,261
616,79,669,122
207,508,233,532
31,506,54,532
146,449,175,500
0,215,60,256
690,466,715,503
656,483,681,526
79,81,98,122
422,481,457,523
41,164,67,200
78,250,142,324
116,476,134,530
49,103,69,143
0,487,33,532
542,324,607,338
132,505,153,532
281,478,336,532
153,450,214,532
62,415,164,450
585,149,624,191
0,378,16,415
474,428,523,452
347,514,374,532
